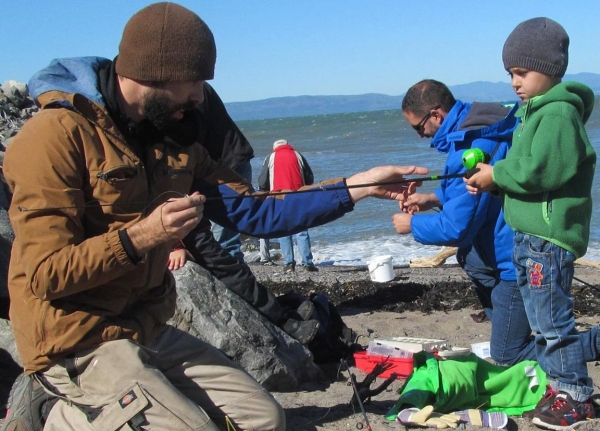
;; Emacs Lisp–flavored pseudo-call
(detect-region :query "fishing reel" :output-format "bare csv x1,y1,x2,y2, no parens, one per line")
462,148,490,170
461,148,492,178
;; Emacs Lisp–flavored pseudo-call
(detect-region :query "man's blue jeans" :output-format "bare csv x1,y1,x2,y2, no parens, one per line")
513,232,593,401
211,161,253,264
279,230,314,266
458,245,599,370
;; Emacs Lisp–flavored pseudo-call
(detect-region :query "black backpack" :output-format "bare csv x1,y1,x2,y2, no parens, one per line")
277,292,361,363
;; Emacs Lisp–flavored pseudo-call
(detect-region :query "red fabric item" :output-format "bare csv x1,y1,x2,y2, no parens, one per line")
271,144,304,191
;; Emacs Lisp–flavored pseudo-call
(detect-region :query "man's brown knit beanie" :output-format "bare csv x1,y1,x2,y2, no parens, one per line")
116,2,216,82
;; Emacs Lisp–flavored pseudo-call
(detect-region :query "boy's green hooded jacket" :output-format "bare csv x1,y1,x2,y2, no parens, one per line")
492,81,596,258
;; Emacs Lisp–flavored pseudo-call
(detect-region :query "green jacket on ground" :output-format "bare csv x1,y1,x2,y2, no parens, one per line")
492,81,596,258
386,352,548,418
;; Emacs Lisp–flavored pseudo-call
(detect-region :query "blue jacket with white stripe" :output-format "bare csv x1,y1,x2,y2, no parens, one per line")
410,101,518,280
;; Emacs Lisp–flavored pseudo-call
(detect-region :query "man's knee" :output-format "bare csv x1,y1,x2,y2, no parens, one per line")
44,384,218,431
253,396,286,431
268,404,286,431
227,389,286,431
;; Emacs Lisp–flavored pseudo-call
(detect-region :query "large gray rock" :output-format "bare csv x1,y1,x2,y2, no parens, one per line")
0,80,38,151
0,319,18,365
0,319,21,417
169,262,323,391
0,209,14,302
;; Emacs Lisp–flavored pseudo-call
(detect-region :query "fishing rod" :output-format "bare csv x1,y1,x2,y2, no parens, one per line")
206,172,466,201
17,172,467,212
206,153,483,202
342,359,373,431
574,276,600,295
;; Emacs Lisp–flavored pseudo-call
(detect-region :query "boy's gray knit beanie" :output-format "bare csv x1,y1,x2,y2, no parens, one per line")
502,17,569,77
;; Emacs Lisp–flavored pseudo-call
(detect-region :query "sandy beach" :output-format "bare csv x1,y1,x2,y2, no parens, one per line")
2,262,599,430
249,262,600,431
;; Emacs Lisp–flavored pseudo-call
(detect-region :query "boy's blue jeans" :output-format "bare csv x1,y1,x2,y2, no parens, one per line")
458,245,600,367
514,232,593,401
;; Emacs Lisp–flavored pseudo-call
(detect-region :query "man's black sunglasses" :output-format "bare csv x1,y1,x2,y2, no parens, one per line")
411,106,440,133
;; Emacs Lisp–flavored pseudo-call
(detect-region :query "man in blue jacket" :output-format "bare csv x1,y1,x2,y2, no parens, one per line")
393,79,600,367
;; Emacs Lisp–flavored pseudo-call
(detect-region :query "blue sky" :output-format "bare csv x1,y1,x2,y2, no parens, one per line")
2,1,599,103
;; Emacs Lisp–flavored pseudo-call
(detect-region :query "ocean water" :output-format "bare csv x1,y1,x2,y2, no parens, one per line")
237,106,600,266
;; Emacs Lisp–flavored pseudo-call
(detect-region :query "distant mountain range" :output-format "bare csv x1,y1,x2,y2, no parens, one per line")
225,72,600,121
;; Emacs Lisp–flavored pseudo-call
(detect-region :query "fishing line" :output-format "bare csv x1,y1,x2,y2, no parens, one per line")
573,276,600,295
17,173,466,213
17,190,185,215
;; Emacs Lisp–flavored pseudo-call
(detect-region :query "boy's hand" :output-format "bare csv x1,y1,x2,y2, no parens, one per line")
464,164,496,194
168,248,189,271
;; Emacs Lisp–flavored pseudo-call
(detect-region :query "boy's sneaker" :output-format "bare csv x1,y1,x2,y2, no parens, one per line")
531,390,595,430
283,263,295,273
261,260,275,266
523,385,558,419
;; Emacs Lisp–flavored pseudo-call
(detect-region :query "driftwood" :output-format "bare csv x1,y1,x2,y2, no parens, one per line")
575,258,600,269
410,247,458,268
408,247,600,271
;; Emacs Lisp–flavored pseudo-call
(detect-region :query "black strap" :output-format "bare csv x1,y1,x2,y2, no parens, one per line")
118,229,141,265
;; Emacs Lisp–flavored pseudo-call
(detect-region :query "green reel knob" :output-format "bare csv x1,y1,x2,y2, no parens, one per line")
462,148,490,170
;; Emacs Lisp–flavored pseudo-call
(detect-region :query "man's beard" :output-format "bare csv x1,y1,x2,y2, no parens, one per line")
140,90,195,132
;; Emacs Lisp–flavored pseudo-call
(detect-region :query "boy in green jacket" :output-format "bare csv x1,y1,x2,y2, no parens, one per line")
466,17,597,430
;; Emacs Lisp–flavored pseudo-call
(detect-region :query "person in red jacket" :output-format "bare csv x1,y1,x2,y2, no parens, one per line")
258,139,318,272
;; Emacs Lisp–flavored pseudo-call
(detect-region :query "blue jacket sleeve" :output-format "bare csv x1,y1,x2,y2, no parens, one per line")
411,173,489,247
410,132,511,247
198,178,355,238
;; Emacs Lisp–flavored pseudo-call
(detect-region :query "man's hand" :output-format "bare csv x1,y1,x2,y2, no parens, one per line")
346,165,429,203
401,192,440,214
127,192,205,256
392,212,413,234
464,163,496,194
